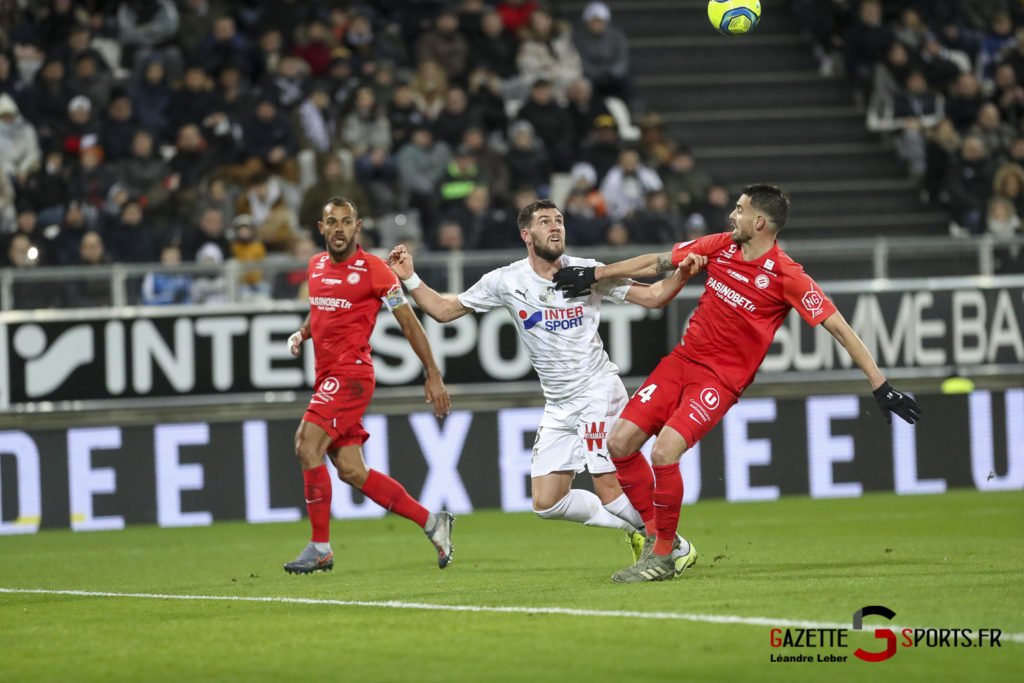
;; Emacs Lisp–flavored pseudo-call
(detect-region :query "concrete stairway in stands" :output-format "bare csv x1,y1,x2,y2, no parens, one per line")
556,0,948,240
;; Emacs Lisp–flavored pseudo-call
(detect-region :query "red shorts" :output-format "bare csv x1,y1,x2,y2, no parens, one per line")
619,348,739,448
302,367,376,450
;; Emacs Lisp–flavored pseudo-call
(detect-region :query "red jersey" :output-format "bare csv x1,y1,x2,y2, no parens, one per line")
306,246,405,381
671,232,837,394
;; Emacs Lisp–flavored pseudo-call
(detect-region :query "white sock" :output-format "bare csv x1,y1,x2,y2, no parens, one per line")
675,534,690,555
534,489,634,531
603,493,644,531
313,542,331,553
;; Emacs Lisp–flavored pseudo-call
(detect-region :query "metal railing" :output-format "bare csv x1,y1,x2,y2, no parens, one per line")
2,235,1023,311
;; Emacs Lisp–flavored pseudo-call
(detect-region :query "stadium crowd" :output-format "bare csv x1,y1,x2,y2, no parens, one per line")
0,0,730,298
794,0,1024,249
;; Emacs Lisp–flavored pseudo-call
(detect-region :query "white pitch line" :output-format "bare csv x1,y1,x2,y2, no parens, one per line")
1,588,1021,644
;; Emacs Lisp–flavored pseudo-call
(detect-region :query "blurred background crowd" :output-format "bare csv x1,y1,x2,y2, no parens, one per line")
0,0,1022,307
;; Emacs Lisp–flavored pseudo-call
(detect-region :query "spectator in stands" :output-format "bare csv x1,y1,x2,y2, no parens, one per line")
432,86,474,147
354,145,400,216
624,189,679,244
917,36,966,94
262,55,308,113
636,112,674,167
64,229,112,307
340,86,391,156
516,78,575,171
177,0,218,57
563,187,610,247
923,117,961,202
872,41,917,105
181,205,230,261
468,8,519,80
417,8,470,83
944,135,996,235
0,93,41,187
117,129,172,211
946,72,986,133
129,58,172,133
992,161,1024,216
387,81,426,151
293,20,335,78
191,241,228,304
892,6,930,51
969,103,1015,162
987,197,1024,272
699,184,733,232
294,84,338,157
460,126,511,206
843,0,892,103
497,0,540,33
573,2,631,102
443,185,510,249
117,0,181,77
59,94,100,160
660,145,713,218
20,148,70,221
26,59,72,146
0,52,23,103
69,52,113,112
5,232,58,309
892,70,945,178
581,113,621,181
103,198,157,263
396,124,452,241
242,96,297,179
274,235,317,300
517,7,583,100
600,147,663,220
569,161,607,217
68,142,113,209
229,214,269,300
236,172,297,252
343,13,404,73
169,123,216,197
465,66,508,135
604,219,629,246
0,164,14,231
142,242,192,305
169,64,215,133
505,119,551,196
992,63,1024,129
439,145,481,211
300,155,369,234
98,92,137,162
978,12,1015,82
434,219,466,252
410,60,449,121
196,14,250,80
565,77,609,152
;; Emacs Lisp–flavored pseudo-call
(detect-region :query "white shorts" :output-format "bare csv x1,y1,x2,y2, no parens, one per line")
530,373,628,478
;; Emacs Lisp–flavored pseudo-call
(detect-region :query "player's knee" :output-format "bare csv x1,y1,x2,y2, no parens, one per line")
650,442,685,466
294,438,321,468
532,491,566,516
335,461,368,487
606,430,631,460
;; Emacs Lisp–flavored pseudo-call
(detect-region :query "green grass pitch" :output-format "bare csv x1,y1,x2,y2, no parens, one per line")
1,489,1021,682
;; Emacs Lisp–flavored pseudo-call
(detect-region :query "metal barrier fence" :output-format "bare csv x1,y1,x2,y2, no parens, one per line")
3,235,1024,311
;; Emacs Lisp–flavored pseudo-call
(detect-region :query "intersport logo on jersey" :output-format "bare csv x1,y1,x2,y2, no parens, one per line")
517,305,585,331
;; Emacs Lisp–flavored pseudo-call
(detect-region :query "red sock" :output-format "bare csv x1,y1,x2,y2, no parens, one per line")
613,451,655,535
360,469,430,527
302,465,332,543
652,463,683,556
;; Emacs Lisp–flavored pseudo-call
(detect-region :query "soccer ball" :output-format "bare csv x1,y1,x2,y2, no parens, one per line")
707,0,761,36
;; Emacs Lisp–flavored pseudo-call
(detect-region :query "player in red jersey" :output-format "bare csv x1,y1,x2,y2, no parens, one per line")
553,184,921,582
283,197,454,574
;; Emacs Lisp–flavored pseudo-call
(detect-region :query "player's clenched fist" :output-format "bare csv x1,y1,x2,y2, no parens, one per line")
388,244,413,279
287,330,307,356
678,253,708,278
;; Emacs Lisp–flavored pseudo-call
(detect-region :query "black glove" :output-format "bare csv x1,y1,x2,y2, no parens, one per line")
873,381,922,424
552,265,597,297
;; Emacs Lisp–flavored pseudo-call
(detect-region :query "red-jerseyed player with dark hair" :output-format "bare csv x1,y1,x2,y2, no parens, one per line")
284,197,454,574
553,184,921,582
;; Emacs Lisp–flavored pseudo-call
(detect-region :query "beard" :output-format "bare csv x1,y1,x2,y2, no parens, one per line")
532,238,564,261
730,223,750,245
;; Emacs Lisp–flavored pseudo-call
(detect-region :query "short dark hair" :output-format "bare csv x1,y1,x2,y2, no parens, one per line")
324,196,358,217
517,198,559,230
742,183,789,230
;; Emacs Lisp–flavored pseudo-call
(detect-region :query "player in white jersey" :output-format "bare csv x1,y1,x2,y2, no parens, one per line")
388,199,706,565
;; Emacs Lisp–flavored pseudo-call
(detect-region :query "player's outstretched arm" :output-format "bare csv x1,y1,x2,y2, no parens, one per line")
553,251,675,296
287,314,311,356
823,311,921,424
388,244,473,322
392,303,451,418
624,253,708,308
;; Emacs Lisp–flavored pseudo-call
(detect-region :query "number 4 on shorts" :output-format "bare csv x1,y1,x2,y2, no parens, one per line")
634,384,657,403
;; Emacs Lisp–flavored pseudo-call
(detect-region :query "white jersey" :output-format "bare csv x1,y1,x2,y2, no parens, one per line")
458,255,633,404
